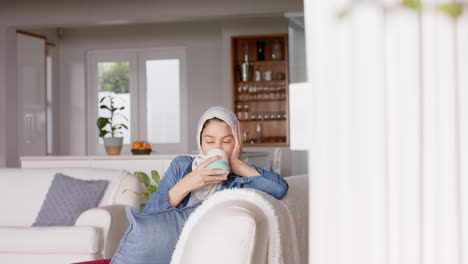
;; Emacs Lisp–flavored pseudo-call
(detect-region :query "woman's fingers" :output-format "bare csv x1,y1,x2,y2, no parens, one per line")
204,169,230,176
197,156,221,170
203,175,228,184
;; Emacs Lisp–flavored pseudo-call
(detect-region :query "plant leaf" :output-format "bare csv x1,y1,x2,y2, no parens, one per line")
99,131,108,138
135,172,150,187
337,6,352,19
120,124,128,130
141,193,150,201
402,0,422,12
437,3,463,19
147,185,157,195
100,105,111,111
151,170,161,186
97,117,110,129
99,96,107,103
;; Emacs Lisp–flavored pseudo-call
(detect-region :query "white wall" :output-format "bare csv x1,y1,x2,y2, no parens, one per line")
55,21,224,155
0,26,6,167
0,0,301,172
4,27,18,167
52,17,290,165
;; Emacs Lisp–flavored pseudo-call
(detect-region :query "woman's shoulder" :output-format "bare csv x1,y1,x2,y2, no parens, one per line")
170,155,194,166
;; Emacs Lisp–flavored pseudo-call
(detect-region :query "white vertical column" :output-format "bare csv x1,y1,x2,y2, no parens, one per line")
305,1,387,263
384,7,421,264
456,11,468,264
421,2,460,264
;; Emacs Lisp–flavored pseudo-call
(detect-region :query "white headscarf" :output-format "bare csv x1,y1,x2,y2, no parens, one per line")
186,106,239,207
191,106,239,170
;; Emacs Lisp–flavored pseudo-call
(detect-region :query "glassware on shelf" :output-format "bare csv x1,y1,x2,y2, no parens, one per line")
257,85,264,100
280,85,287,100
251,86,257,100
250,113,257,121
256,42,265,61
243,104,249,120
240,41,252,82
256,122,262,143
243,131,249,143
271,40,283,60
275,86,282,100
236,104,243,120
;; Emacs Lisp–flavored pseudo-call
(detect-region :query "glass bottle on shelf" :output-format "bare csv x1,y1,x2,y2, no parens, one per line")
243,131,249,143
243,104,249,120
256,42,265,61
236,104,243,120
256,122,262,143
271,40,283,60
240,42,252,82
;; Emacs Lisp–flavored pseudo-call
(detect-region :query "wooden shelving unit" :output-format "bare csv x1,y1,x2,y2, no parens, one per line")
231,34,289,146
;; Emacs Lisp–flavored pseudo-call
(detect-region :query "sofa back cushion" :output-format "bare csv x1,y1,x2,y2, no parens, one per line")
33,173,109,226
0,168,133,226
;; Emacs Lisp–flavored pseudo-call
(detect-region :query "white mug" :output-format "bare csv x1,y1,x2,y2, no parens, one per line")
255,71,261,82
264,71,272,81
206,149,230,176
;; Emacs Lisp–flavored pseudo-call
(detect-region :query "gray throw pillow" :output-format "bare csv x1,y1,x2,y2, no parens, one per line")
33,173,109,226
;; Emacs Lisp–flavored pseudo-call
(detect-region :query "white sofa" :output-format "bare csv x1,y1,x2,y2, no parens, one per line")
171,175,308,264
0,167,141,264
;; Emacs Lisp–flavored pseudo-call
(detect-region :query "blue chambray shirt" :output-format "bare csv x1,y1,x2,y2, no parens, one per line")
143,156,289,213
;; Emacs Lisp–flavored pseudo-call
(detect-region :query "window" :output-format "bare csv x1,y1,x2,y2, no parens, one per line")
146,59,180,144
87,47,187,155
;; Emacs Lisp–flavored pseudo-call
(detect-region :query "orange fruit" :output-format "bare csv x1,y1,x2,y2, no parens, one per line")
145,143,152,150
132,141,142,150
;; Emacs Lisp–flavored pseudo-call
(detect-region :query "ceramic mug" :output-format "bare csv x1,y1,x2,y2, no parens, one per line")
264,71,272,81
205,149,230,176
255,71,261,82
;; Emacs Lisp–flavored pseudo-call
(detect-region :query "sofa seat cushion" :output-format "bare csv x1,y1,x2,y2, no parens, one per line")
0,226,103,253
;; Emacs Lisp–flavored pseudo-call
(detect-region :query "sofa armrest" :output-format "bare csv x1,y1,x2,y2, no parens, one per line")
75,205,129,258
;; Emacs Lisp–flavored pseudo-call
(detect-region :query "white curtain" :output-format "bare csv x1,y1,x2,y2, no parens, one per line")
303,0,468,263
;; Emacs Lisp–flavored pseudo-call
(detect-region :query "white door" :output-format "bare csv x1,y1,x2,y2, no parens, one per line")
16,32,47,157
87,47,188,155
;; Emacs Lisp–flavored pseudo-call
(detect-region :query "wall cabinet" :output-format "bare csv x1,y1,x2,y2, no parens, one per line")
231,34,289,146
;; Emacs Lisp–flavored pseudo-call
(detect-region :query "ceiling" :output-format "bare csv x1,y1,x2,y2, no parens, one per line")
0,0,303,28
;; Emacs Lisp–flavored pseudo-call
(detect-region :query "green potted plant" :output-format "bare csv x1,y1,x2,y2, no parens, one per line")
97,94,128,155
134,170,161,202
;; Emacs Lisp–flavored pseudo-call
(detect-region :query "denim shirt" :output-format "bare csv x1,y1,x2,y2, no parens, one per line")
143,156,289,213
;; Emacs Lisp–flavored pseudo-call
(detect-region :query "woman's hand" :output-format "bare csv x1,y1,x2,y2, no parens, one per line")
229,124,260,177
180,156,229,191
230,123,243,163
168,156,228,207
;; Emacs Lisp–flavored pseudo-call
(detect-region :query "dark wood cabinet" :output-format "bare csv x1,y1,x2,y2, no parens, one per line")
231,34,289,146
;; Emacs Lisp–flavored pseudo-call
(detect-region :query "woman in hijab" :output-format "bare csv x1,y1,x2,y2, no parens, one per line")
142,106,289,213
110,106,288,264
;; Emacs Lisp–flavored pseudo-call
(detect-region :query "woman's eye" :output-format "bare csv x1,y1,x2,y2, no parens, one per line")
206,142,214,144
223,141,231,144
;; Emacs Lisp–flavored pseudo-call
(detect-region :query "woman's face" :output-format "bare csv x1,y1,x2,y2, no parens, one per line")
201,120,235,158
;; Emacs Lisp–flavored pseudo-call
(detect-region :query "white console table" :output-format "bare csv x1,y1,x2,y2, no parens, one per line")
21,151,271,179
20,154,194,178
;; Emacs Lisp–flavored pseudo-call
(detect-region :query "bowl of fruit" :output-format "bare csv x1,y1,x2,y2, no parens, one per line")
131,141,152,155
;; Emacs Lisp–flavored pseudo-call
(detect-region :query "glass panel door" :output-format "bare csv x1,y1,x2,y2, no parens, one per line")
146,59,180,144
97,62,131,144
